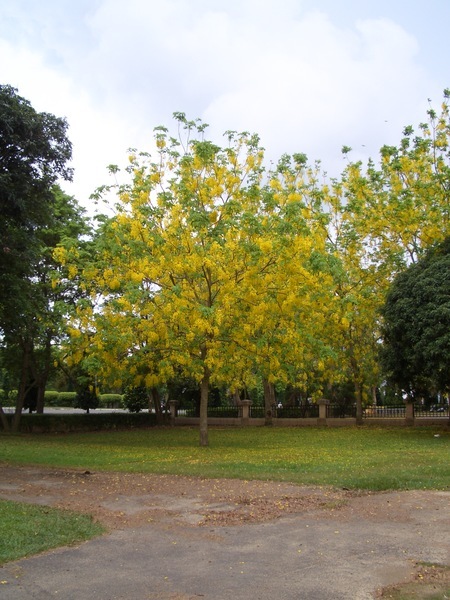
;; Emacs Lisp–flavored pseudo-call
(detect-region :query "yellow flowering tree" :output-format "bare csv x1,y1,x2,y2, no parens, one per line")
323,90,450,417
59,93,450,437
240,155,337,415
322,180,386,420
62,116,336,445
343,89,450,267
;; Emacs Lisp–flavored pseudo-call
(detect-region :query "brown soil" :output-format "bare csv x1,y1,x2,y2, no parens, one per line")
375,563,450,598
1,464,448,533
0,464,366,529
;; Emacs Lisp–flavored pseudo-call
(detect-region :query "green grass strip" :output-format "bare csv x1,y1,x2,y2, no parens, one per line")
0,500,105,565
1,426,449,490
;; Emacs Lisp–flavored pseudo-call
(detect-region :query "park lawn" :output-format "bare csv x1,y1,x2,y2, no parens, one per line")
1,426,449,490
0,499,105,565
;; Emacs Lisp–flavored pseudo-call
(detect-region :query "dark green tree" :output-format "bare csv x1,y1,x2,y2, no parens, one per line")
74,386,99,414
380,237,450,400
0,84,72,326
0,85,79,431
123,386,148,413
0,187,90,430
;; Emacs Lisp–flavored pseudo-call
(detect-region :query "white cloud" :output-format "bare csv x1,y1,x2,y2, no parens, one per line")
0,37,140,206
0,0,446,208
202,11,427,170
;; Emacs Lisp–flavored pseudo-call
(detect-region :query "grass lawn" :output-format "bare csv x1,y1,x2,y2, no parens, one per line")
0,500,105,565
1,425,449,490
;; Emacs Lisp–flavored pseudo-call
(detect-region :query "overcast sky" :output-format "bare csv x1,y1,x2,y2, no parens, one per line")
1,0,449,211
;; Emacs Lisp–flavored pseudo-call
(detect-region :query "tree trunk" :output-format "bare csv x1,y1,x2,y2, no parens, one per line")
349,352,364,425
355,382,363,425
34,335,52,414
232,389,241,406
12,343,31,432
36,382,46,414
151,387,164,425
263,378,275,425
0,404,10,432
199,369,210,447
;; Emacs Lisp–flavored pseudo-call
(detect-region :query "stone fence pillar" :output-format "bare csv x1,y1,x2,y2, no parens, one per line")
240,400,252,426
168,399,178,425
318,398,330,425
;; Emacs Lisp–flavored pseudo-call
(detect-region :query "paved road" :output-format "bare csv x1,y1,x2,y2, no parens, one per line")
1,491,449,600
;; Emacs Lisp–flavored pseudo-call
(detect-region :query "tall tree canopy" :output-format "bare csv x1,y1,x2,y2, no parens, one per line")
0,185,90,431
56,91,450,442
0,84,73,330
63,116,332,445
380,236,450,400
320,89,450,415
0,85,78,432
340,89,450,269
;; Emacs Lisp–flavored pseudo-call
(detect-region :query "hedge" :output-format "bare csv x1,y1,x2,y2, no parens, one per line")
11,412,160,433
44,390,60,406
57,392,77,406
99,394,123,408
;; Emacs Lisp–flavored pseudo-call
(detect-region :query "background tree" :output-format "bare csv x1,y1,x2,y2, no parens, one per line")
0,85,76,431
380,236,450,402
0,186,89,430
123,386,149,413
0,84,72,326
74,385,99,414
322,90,450,417
321,177,386,421
232,154,336,419
341,89,450,269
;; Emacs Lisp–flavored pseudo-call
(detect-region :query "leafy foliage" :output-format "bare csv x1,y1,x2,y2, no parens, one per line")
381,237,450,398
57,90,450,442
123,386,148,413
0,85,90,432
74,386,99,413
67,115,333,445
0,85,72,329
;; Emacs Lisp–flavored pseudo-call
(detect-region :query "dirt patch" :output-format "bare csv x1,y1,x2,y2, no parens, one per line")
0,464,448,532
0,464,365,529
376,562,450,598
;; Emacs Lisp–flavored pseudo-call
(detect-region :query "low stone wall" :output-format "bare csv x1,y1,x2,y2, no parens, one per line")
173,416,449,428
171,398,448,428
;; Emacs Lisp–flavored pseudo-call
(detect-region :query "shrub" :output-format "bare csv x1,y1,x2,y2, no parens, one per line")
74,387,99,413
57,392,77,406
1,389,18,403
99,394,123,408
16,412,158,433
123,387,148,413
44,390,60,406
